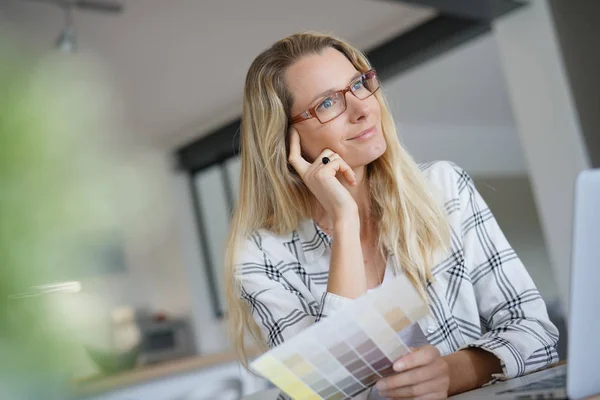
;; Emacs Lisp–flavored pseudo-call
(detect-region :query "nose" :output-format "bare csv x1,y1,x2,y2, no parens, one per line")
345,91,369,123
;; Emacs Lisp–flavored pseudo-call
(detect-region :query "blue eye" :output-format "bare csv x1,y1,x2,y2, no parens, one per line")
317,98,334,111
352,79,364,91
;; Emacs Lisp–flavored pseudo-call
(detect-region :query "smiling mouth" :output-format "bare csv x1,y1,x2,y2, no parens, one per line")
348,126,376,140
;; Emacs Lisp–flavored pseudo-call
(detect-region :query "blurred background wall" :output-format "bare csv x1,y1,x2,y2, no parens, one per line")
1,0,597,398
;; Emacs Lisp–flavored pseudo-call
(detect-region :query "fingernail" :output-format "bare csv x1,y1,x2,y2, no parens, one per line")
393,361,405,372
376,381,386,390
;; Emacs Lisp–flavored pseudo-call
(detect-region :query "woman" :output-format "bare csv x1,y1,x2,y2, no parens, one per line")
224,32,558,399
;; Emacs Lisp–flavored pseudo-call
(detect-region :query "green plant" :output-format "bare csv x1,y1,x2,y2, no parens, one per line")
0,37,125,400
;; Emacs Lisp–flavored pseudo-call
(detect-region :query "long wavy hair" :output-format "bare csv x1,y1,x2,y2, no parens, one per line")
224,31,450,369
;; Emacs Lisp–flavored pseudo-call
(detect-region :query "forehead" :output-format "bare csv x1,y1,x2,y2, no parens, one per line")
285,47,359,112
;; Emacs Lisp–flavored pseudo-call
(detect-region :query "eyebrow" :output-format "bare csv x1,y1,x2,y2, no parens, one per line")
308,72,363,105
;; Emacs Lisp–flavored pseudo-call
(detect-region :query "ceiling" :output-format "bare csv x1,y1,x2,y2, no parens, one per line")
1,0,525,175
0,0,436,148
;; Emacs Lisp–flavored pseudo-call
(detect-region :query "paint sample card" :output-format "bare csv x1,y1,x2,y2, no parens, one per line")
250,275,431,400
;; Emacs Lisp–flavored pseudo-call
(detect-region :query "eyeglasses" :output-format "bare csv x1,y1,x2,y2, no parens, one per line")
290,69,381,125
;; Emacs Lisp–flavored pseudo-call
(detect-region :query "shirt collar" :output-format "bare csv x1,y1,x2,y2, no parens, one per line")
296,219,331,262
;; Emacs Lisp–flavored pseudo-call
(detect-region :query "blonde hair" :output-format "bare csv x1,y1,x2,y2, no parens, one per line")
225,31,450,369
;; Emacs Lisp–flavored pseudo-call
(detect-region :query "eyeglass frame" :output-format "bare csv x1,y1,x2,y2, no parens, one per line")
289,69,380,125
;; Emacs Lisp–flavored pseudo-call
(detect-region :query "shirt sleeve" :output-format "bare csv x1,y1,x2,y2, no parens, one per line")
235,233,352,349
452,164,560,380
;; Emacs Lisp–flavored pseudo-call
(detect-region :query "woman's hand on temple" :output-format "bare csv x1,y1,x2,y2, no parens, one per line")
288,127,358,222
375,345,450,399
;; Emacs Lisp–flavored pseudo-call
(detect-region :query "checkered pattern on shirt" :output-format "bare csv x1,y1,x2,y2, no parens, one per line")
236,161,559,385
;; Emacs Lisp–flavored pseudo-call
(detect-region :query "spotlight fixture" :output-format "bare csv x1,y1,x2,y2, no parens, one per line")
21,0,124,53
56,6,76,53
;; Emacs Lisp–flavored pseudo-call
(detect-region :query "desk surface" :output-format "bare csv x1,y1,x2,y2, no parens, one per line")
73,348,260,397
243,362,600,400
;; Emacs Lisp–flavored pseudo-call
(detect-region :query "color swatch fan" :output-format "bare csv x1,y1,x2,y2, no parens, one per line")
251,275,431,400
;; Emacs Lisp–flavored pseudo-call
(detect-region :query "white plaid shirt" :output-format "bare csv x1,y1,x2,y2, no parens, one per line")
236,161,559,392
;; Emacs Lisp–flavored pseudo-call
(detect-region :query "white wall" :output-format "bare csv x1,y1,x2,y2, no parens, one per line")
399,125,526,177
174,169,232,354
76,149,193,318
121,150,193,316
493,1,591,312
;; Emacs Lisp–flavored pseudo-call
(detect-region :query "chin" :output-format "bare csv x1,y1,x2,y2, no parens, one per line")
352,139,387,168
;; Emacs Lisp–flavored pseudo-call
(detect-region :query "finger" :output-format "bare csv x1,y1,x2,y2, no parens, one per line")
335,157,357,186
378,376,448,399
288,128,310,177
316,157,356,186
316,152,356,186
393,345,440,372
315,148,337,164
414,392,448,400
376,361,445,391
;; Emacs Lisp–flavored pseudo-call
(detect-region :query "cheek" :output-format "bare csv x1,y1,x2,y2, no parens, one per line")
300,123,345,161
370,97,382,117
298,129,326,162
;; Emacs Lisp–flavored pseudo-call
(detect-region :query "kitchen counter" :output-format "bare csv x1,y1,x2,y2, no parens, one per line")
73,348,262,397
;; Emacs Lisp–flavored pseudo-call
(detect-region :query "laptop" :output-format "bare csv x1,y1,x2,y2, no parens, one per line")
451,168,600,400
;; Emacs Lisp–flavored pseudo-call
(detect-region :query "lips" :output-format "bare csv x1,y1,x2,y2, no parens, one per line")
349,125,376,140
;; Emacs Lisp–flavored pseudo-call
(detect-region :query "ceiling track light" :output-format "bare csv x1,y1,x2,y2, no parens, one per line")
22,0,124,53
56,5,77,53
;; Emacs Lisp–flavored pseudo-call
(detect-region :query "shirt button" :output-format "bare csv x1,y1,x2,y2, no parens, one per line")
427,326,435,333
